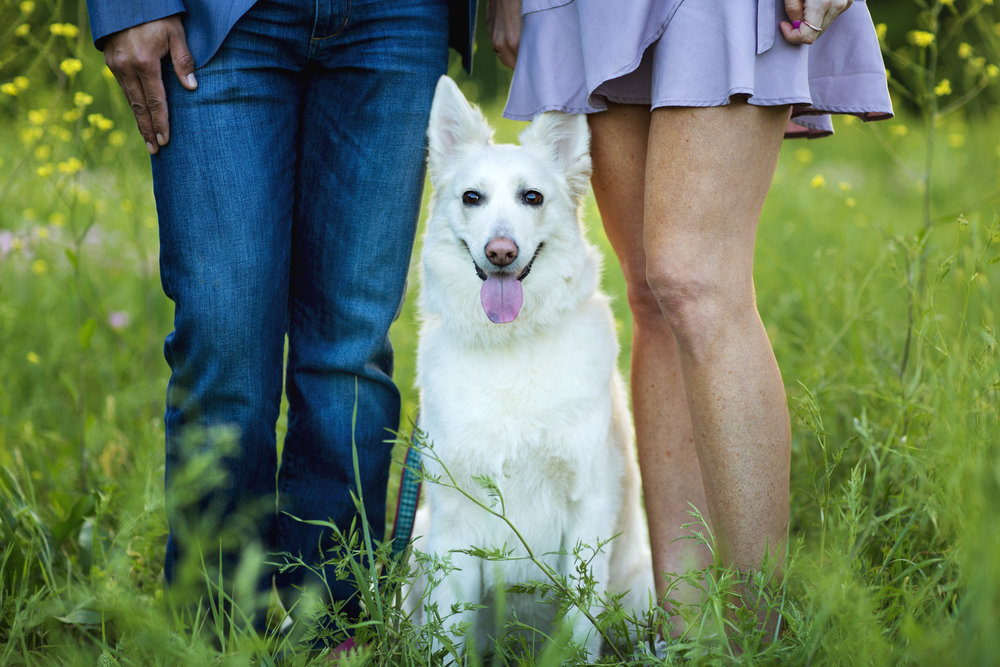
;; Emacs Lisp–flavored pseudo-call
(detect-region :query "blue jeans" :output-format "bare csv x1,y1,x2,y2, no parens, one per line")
152,0,448,618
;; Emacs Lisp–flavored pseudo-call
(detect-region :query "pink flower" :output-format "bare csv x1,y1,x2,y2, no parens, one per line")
108,311,130,330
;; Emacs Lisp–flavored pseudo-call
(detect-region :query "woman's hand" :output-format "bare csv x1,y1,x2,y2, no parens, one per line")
780,0,853,44
103,15,197,154
487,0,522,69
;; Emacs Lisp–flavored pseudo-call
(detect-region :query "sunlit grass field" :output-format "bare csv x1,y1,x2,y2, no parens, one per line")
3,5,1000,664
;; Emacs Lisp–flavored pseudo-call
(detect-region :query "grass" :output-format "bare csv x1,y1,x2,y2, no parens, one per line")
2,8,1000,664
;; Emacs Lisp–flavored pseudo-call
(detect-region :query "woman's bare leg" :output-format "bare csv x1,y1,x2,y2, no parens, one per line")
588,105,713,629
642,101,791,575
590,100,791,634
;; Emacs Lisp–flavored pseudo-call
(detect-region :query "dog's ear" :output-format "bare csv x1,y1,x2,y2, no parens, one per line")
518,112,592,200
427,76,494,177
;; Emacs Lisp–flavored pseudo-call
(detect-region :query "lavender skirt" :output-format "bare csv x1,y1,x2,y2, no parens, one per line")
504,0,893,137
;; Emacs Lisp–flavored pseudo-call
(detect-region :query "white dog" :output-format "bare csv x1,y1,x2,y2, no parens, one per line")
407,76,652,659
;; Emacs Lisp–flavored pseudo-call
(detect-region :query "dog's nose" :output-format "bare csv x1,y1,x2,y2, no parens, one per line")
485,237,519,267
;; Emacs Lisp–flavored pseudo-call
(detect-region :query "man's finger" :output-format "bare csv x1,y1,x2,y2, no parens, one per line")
168,23,198,91
120,74,159,154
138,64,170,148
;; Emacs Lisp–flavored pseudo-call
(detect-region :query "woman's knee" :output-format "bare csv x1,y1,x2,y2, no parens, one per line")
644,261,755,350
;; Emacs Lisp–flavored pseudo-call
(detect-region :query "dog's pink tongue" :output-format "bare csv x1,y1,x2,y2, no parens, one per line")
480,273,523,324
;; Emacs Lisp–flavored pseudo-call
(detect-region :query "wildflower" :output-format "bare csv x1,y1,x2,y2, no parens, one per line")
49,126,73,142
838,181,852,192
875,23,887,41
1,82,19,96
62,108,82,123
101,66,116,82
958,43,973,59
908,30,935,48
948,133,965,148
34,144,52,160
58,157,83,174
108,311,130,330
74,91,94,107
810,174,826,189
15,24,30,37
934,79,952,96
31,259,47,275
50,23,80,39
988,65,999,80
36,164,54,177
28,109,48,125
14,76,29,91
940,0,953,5
108,130,127,147
0,231,13,258
846,197,857,208
20,126,44,143
49,211,67,225
794,148,813,165
27,352,40,364
36,227,50,239
59,58,83,77
891,124,909,137
19,1,34,12
87,113,114,131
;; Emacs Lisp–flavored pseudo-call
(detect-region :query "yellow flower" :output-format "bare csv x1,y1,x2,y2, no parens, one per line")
49,126,73,142
810,174,826,189
846,197,857,208
940,0,953,5
875,23,887,41
794,148,814,165
19,1,35,13
30,260,47,275
36,227,50,239
59,58,83,77
74,91,94,107
58,157,83,174
101,66,116,82
14,76,29,91
87,113,114,131
20,126,44,143
27,352,40,364
908,30,935,48
121,199,135,212
34,144,52,160
934,79,952,96
108,130,127,147
890,124,909,136
50,23,80,38
1,82,19,96
15,23,30,37
28,109,48,125
62,108,82,123
958,43,973,59
838,181,852,192
36,164,54,177
948,133,965,148
48,212,67,226
988,65,999,80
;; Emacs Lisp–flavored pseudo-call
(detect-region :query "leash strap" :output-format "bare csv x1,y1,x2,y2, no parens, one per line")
390,422,423,557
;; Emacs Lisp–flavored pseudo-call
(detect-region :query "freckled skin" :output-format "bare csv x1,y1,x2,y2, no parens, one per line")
589,101,791,635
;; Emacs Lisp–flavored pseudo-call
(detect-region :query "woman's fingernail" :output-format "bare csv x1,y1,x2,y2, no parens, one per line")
792,20,802,29
186,73,197,88
156,133,166,146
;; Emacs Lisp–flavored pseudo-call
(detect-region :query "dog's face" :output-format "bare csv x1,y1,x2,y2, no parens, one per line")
423,76,594,328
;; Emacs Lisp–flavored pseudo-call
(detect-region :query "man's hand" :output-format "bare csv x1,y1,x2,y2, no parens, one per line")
488,0,522,69
103,16,197,154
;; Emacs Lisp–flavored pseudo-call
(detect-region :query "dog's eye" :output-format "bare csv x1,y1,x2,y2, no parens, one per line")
522,190,544,207
462,190,482,206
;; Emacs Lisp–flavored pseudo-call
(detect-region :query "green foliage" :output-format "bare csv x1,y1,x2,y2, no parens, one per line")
2,0,1000,664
